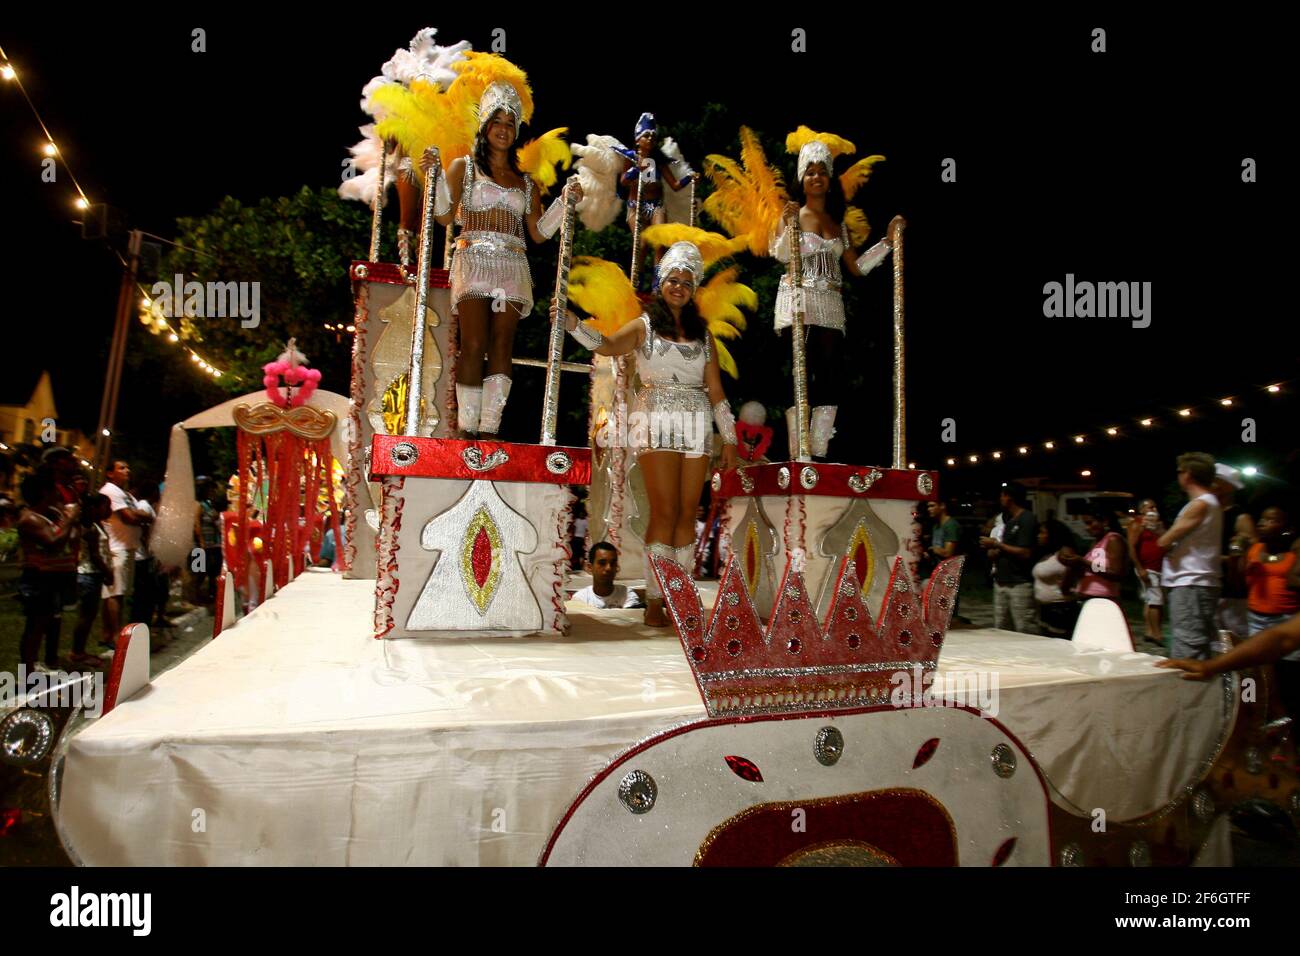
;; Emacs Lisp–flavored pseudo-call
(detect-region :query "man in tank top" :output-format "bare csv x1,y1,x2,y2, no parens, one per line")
1158,452,1223,660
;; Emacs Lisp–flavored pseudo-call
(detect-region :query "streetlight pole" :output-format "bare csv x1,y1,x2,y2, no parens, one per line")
94,229,141,474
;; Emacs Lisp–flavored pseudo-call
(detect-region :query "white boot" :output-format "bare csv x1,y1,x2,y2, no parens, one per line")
456,384,482,435
810,405,838,459
785,407,798,460
676,544,696,580
644,542,676,601
479,374,512,435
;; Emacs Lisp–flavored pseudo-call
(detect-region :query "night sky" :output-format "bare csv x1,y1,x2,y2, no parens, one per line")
3,11,1292,503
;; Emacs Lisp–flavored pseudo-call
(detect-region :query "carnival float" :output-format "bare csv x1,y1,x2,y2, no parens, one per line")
3,29,1295,868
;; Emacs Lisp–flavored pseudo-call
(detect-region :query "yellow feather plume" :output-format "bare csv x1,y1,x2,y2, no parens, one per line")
641,224,747,266
702,128,787,257
567,257,641,335
785,126,857,160
696,266,756,378
516,128,571,194
373,78,476,170
843,207,871,248
840,154,886,201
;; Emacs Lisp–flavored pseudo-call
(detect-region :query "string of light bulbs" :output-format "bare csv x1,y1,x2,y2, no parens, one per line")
938,379,1291,473
3,44,233,382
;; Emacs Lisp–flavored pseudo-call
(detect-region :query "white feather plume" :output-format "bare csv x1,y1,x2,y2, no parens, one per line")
659,136,696,225
358,29,471,119
339,125,397,204
571,134,626,232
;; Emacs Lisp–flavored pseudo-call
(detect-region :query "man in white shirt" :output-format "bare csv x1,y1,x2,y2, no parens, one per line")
98,460,153,647
571,542,643,609
1158,452,1223,660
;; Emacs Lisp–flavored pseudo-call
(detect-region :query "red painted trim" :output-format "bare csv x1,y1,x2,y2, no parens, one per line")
537,703,1053,866
369,435,592,485
101,624,142,715
213,574,226,636
715,462,938,501
349,261,450,288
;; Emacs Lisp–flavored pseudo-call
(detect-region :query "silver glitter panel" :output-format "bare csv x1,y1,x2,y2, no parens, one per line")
699,661,936,682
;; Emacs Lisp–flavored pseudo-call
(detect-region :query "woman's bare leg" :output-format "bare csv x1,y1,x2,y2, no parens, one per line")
639,450,682,626
455,299,490,436
673,455,710,548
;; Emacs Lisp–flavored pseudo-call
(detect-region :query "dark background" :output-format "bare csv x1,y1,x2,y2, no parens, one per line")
2,10,1292,505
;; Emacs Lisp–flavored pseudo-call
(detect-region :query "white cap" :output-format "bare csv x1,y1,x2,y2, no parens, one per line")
1214,462,1244,489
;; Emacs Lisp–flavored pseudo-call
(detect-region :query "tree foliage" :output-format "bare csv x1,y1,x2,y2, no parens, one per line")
151,187,373,394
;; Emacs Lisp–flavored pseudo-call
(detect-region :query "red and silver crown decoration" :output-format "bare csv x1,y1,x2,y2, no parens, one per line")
650,553,965,717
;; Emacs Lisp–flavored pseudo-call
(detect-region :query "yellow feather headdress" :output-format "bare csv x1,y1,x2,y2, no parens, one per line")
784,127,886,233
785,126,857,159
373,53,536,177
640,224,748,267
453,52,534,130
702,127,788,257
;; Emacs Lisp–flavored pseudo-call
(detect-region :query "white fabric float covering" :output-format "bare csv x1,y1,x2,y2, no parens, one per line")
58,569,1226,865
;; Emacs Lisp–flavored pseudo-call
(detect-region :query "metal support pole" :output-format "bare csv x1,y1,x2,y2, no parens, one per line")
889,216,907,470
403,148,441,437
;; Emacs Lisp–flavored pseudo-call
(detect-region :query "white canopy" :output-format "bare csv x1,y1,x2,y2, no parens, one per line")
152,389,351,568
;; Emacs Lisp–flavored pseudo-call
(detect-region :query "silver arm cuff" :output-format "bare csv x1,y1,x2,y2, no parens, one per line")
713,400,738,445
855,239,892,276
432,169,452,217
568,320,604,351
537,194,565,239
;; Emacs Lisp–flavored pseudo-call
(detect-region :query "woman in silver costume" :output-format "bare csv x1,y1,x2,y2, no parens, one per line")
553,242,739,626
433,81,580,438
771,139,892,458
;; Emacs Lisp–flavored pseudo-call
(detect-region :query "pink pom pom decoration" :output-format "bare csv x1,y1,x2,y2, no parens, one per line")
263,360,321,408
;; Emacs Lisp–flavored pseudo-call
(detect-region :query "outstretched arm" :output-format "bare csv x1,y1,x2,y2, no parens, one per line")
550,300,645,357
1157,612,1300,679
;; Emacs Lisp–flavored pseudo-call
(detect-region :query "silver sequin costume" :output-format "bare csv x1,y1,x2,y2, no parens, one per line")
770,219,850,333
631,313,713,457
450,161,534,315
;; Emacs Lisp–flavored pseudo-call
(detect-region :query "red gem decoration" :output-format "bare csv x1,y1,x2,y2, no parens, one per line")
788,637,802,654
726,639,742,657
691,645,707,663
912,738,940,769
724,755,764,782
853,541,869,589
847,633,861,649
471,526,492,588
991,837,1017,866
